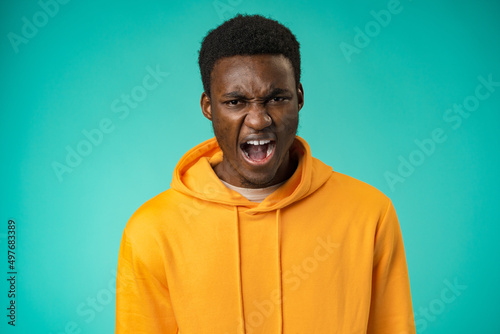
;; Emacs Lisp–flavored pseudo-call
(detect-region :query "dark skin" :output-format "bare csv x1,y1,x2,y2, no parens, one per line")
201,54,304,189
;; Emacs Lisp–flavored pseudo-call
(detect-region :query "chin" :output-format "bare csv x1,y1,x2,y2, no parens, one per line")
241,172,278,188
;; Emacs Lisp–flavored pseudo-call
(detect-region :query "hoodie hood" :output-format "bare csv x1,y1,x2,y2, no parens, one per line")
171,136,333,212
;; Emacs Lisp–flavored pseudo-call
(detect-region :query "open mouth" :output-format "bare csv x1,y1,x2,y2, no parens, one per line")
240,140,276,164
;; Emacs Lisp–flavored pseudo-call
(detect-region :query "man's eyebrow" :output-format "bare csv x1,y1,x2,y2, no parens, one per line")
222,91,247,99
262,88,292,100
221,88,292,99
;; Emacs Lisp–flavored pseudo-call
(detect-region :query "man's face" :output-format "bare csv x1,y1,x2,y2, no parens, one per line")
201,54,304,188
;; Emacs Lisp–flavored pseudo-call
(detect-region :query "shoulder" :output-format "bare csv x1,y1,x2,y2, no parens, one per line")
323,171,392,211
118,190,181,279
122,189,183,245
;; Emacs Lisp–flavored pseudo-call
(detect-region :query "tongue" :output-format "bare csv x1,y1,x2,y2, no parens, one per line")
247,144,268,161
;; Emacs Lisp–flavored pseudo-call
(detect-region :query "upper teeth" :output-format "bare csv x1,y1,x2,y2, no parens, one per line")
246,140,271,145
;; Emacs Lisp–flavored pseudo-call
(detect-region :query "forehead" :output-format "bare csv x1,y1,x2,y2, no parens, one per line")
210,54,295,94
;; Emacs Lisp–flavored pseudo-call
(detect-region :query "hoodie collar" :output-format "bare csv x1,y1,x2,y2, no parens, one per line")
171,136,333,212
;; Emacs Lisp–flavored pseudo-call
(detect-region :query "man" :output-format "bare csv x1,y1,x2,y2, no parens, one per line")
116,14,416,334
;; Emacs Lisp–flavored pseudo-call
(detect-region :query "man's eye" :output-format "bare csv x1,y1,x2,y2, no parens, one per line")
226,100,240,106
270,97,286,102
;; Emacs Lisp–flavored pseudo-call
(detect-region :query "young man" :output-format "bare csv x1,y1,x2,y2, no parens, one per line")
116,14,416,334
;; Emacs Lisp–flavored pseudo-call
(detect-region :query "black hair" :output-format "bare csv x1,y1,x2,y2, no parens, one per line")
198,14,301,97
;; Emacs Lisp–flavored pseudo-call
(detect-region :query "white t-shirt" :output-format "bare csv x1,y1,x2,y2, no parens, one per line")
220,180,284,203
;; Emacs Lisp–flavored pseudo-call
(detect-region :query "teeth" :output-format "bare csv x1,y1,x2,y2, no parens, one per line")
246,139,271,145
241,141,275,160
266,142,273,157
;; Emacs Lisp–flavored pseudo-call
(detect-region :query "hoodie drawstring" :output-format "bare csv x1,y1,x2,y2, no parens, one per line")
277,208,284,334
235,206,246,334
234,207,284,334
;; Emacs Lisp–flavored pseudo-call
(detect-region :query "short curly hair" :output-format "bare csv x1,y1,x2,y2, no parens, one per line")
198,14,301,97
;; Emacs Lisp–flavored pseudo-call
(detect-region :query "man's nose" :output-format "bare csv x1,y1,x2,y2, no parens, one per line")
244,102,272,130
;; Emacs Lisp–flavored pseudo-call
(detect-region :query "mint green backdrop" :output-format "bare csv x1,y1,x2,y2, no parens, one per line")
1,0,499,333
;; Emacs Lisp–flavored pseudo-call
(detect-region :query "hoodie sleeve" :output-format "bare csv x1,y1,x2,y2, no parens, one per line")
366,201,416,334
115,229,178,333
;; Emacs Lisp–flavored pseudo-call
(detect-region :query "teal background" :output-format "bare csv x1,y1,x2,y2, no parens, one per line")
1,0,499,333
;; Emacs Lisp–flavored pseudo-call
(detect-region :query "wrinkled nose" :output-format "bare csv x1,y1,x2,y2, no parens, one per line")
244,102,272,130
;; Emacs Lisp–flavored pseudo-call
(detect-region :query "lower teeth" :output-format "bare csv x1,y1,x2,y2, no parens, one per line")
266,144,273,157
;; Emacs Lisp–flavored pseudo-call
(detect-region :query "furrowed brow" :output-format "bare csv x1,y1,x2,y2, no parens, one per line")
262,88,292,100
221,88,292,100
222,91,247,99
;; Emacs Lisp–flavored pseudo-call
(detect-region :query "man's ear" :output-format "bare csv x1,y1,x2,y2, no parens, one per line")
297,83,304,111
200,92,213,120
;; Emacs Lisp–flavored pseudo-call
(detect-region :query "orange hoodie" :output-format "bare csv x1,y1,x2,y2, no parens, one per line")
116,136,416,334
